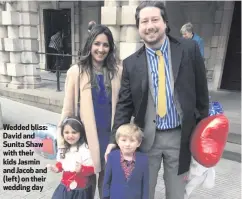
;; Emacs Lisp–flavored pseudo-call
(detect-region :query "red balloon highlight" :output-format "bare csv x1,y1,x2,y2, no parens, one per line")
190,114,229,168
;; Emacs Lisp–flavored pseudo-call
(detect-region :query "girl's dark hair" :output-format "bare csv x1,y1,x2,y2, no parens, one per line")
60,116,87,158
78,24,118,86
135,1,170,34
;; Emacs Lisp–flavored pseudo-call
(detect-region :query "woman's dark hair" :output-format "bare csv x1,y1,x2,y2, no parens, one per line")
60,116,87,158
78,24,118,86
135,1,170,34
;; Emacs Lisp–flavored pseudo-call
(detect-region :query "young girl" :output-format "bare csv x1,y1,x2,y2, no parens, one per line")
47,116,94,199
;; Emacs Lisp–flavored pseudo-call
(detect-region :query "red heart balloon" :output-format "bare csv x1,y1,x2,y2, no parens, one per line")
190,114,229,168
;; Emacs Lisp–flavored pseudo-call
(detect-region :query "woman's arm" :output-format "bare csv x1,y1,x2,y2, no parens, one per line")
57,66,77,148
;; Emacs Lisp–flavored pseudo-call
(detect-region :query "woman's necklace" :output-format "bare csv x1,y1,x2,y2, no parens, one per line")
93,66,103,74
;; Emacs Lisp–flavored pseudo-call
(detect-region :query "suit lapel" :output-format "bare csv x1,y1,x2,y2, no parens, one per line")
128,152,141,182
135,46,148,94
146,53,155,101
117,151,128,182
116,151,142,183
111,66,122,128
169,36,183,84
117,151,141,182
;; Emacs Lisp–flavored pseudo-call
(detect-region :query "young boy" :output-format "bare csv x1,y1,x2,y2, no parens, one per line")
102,123,149,199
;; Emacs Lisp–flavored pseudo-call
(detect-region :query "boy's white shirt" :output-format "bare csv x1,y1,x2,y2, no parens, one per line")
56,143,93,172
184,157,215,199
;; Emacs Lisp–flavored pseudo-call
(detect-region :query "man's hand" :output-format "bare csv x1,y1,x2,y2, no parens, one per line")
104,144,117,162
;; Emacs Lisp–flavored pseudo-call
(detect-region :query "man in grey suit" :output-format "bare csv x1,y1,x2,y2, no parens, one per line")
105,1,209,199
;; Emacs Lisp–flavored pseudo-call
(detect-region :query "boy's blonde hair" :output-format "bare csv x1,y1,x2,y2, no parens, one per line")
115,123,144,143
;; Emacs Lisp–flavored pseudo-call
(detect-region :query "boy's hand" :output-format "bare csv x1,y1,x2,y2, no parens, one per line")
46,164,59,173
104,144,116,162
75,161,82,172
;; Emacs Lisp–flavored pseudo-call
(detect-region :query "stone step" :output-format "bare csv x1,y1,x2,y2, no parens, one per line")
0,87,241,145
225,142,241,154
227,132,241,145
222,142,241,163
0,86,63,113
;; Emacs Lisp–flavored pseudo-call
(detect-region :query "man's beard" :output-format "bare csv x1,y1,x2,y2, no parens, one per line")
142,32,165,47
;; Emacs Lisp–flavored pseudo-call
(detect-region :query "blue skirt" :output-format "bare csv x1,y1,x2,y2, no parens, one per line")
52,183,93,199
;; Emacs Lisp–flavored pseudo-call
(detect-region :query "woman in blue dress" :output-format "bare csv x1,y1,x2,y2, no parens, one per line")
57,24,122,199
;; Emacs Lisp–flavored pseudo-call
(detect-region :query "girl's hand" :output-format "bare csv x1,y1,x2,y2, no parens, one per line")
46,164,59,173
75,162,82,172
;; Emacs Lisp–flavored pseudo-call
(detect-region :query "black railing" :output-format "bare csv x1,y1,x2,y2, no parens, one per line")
37,52,80,92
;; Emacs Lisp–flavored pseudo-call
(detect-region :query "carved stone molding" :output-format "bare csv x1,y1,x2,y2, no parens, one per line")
0,1,15,5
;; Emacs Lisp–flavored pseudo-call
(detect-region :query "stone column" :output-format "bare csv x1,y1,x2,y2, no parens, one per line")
119,0,142,60
20,1,41,88
0,102,2,129
74,1,80,63
0,1,40,89
101,0,121,60
0,3,11,87
213,1,234,90
1,2,24,88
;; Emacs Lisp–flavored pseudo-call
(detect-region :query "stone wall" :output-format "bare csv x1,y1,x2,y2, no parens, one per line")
73,1,80,62
79,1,103,50
0,1,40,89
212,1,235,90
101,0,143,60
166,1,234,89
0,102,2,129
167,1,222,80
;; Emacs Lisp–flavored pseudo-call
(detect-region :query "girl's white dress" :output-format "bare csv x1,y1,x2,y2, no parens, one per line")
52,143,95,199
